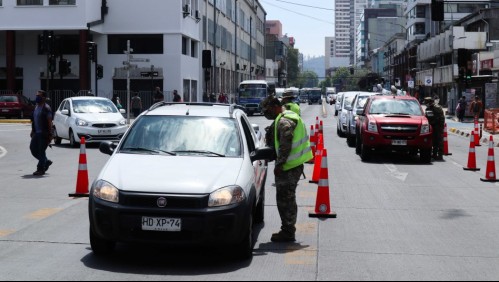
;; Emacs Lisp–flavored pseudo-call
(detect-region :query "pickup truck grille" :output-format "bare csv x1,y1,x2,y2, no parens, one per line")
381,125,419,133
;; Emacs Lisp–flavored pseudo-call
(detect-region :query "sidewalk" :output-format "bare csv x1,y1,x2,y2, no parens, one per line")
443,108,495,146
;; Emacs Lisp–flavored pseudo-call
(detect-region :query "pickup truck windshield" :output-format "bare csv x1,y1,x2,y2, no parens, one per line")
369,99,423,116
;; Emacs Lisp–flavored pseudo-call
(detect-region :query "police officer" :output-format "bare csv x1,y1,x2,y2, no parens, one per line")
424,97,445,160
281,90,301,116
261,96,314,242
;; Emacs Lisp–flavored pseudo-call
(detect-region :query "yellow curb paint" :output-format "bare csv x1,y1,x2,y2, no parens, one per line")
0,230,15,237
0,120,31,124
295,222,317,235
24,208,62,220
284,249,317,265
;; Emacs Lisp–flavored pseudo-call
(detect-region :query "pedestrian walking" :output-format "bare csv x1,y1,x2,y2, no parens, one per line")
173,90,182,102
153,87,164,104
424,97,445,160
131,92,142,118
456,96,467,122
470,95,483,118
218,92,228,104
30,90,54,176
261,96,314,242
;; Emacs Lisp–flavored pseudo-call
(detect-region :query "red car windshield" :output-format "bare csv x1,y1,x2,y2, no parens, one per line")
369,99,423,116
0,96,18,103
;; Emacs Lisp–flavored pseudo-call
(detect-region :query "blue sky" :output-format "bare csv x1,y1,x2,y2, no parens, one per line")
261,0,335,58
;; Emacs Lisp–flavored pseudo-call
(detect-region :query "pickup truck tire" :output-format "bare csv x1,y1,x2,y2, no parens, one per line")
420,149,432,164
360,143,372,162
347,135,356,147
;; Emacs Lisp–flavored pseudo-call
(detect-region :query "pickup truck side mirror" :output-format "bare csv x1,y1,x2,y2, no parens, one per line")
356,108,365,116
100,141,117,156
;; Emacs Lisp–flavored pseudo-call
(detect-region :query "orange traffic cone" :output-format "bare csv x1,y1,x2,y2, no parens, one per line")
310,133,324,184
309,149,337,218
308,125,316,164
464,131,481,172
69,137,90,197
443,123,452,156
474,117,482,147
319,120,324,135
481,136,498,182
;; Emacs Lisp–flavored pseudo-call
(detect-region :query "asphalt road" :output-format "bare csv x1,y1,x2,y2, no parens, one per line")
1,104,499,280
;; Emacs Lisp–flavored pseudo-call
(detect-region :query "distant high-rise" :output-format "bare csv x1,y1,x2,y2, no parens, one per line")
335,0,351,59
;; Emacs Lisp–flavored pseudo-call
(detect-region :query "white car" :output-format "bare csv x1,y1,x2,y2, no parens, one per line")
88,103,272,259
346,92,377,147
53,97,128,147
337,92,358,137
335,92,345,116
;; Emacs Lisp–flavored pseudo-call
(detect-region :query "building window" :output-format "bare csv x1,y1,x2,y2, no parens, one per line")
182,37,188,55
190,40,198,58
17,0,43,5
108,34,163,54
49,0,76,5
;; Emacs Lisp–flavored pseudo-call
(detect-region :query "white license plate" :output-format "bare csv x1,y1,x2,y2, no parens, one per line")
392,140,408,146
142,217,181,232
98,129,112,135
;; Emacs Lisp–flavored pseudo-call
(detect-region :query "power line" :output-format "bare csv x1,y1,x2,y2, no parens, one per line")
274,0,335,11
262,0,335,25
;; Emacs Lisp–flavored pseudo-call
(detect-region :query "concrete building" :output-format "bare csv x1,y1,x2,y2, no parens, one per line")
335,0,351,60
0,0,265,106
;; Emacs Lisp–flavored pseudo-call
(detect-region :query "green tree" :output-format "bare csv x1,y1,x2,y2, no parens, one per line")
298,71,319,88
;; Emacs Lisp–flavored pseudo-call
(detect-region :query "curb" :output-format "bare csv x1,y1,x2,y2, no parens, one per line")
0,119,31,124
449,128,495,147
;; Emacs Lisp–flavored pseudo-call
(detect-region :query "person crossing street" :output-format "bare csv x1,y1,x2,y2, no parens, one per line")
30,90,54,176
261,96,314,242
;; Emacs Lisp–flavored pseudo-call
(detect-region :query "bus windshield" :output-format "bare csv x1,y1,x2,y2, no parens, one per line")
239,88,267,98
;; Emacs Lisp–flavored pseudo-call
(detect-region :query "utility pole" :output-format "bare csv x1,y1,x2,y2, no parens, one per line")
213,0,217,95
124,40,133,124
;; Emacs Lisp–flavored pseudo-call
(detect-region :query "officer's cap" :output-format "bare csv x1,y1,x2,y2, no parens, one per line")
282,90,297,99
260,95,281,110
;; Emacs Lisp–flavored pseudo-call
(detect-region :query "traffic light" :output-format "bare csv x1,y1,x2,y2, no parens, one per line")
96,64,104,80
458,67,465,81
48,56,56,74
466,69,472,81
38,34,47,54
59,59,71,77
87,43,97,62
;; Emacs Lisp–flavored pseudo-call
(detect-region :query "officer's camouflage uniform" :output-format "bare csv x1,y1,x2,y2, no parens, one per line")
267,116,303,236
426,101,445,159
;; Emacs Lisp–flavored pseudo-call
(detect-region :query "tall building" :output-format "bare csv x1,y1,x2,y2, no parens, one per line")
353,0,369,65
335,0,351,60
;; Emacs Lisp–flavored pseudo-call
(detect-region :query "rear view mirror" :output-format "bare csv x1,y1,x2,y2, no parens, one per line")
61,109,69,116
120,109,126,114
100,141,117,156
250,147,274,162
356,109,365,116
252,124,260,134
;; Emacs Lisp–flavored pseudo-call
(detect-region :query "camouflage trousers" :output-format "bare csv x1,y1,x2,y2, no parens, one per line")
275,164,304,235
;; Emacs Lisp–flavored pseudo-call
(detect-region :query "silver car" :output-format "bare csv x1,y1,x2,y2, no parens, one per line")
334,92,345,116
346,92,377,147
336,92,358,137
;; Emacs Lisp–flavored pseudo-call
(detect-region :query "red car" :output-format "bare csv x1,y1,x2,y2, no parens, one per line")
0,94,35,119
355,95,433,163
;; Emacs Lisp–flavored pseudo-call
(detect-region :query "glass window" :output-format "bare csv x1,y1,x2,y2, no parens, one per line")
108,35,163,54
369,99,423,116
120,116,242,157
0,96,18,102
182,37,188,56
72,99,118,114
49,0,76,5
17,0,42,5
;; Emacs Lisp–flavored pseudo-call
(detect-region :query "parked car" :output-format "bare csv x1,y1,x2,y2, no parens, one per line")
335,92,345,116
336,92,358,137
89,103,272,259
346,92,377,147
0,94,35,119
53,97,128,147
355,95,433,163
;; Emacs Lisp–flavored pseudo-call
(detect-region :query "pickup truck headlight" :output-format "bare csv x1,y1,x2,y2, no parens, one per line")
208,186,246,207
421,121,430,134
92,180,119,203
367,120,378,133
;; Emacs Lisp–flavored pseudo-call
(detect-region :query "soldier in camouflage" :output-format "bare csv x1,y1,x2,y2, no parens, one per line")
261,95,310,242
424,97,445,160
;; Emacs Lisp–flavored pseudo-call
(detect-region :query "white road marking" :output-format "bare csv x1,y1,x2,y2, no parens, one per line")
0,146,7,159
385,164,408,182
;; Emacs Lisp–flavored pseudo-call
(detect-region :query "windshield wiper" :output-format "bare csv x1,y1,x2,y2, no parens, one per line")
121,147,176,155
387,113,411,116
174,150,226,157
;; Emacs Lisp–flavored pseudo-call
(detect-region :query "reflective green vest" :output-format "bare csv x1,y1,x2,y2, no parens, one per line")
285,102,301,116
275,111,314,171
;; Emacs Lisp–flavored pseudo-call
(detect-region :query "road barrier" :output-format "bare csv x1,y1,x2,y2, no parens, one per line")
69,137,90,198
484,109,499,135
443,123,452,156
481,136,499,182
310,133,324,184
309,149,336,218
464,131,481,172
